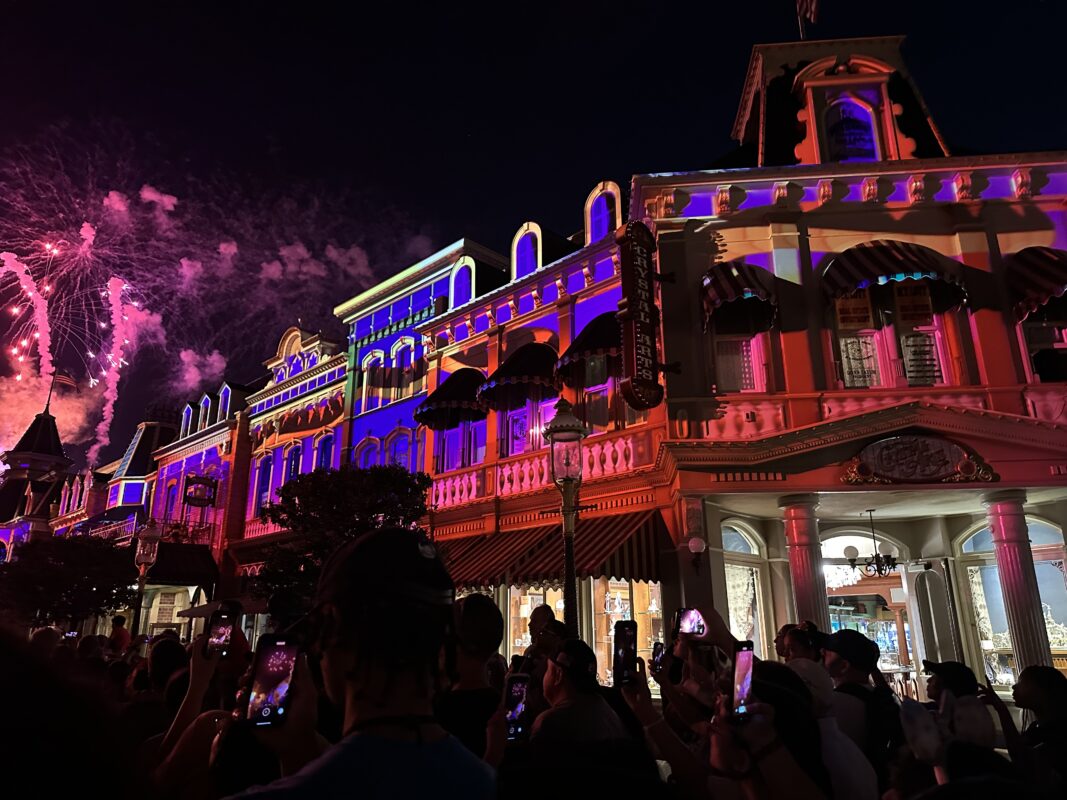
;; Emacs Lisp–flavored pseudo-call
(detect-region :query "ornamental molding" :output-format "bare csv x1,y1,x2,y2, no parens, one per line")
841,434,997,485
656,401,1067,471
155,428,235,463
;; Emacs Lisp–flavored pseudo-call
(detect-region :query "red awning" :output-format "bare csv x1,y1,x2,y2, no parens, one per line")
436,524,559,588
822,240,965,298
1002,246,1067,319
509,510,667,586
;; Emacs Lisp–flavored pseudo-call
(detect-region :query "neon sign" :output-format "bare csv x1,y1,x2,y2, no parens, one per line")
616,221,664,410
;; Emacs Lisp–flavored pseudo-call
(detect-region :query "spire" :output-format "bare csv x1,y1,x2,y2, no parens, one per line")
9,406,66,460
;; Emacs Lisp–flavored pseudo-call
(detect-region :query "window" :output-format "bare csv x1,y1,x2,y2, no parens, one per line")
839,332,882,388
254,456,273,516
433,419,486,472
824,97,879,162
590,579,665,689
362,353,384,412
583,355,611,433
181,406,193,438
388,433,411,468
316,434,334,471
392,340,416,401
506,409,528,457
1022,296,1067,383
199,397,212,431
589,193,616,242
722,524,767,658
357,441,379,468
959,520,1065,685
165,484,179,521
515,233,538,279
218,387,231,422
285,445,302,482
451,265,473,308
714,337,759,392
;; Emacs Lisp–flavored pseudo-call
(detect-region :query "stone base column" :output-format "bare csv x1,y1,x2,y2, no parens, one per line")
983,491,1053,672
779,494,830,632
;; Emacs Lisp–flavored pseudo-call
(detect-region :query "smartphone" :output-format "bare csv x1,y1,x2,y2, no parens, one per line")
510,654,526,673
732,640,755,720
245,635,300,727
613,620,639,686
674,607,706,636
650,641,666,675
204,610,234,658
504,673,531,741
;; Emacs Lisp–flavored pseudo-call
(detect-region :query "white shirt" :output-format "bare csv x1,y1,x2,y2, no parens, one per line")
818,716,879,800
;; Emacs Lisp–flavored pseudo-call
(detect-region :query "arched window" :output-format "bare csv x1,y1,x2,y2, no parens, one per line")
0,541,7,564
254,456,273,516
181,406,193,438
957,519,1065,685
356,441,379,468
362,352,385,412
165,483,179,521
824,97,879,162
288,354,304,377
285,445,302,482
199,397,212,431
218,386,231,422
307,354,318,369
391,338,416,401
59,483,70,515
589,193,616,242
388,432,411,469
515,232,538,279
451,264,473,308
722,523,767,658
316,434,334,470
71,477,82,510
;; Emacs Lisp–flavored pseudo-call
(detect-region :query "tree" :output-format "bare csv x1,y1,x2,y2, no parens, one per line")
254,464,432,614
0,535,138,628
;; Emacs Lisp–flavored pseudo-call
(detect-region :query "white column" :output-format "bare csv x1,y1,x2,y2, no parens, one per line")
982,490,1053,672
779,494,831,632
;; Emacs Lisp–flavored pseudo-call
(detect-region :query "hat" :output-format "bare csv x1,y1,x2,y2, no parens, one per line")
923,659,979,697
823,629,880,674
315,528,455,611
550,639,599,692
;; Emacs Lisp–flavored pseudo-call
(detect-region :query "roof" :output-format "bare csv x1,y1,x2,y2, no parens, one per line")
8,409,66,460
113,422,177,479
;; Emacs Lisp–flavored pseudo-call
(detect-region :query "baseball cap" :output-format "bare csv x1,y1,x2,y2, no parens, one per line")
823,629,880,674
923,659,979,697
549,639,600,692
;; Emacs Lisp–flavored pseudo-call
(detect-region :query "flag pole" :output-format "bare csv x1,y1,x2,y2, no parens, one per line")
797,11,806,40
44,372,57,413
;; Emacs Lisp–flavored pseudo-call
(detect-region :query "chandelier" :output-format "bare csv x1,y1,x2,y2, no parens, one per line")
843,509,898,577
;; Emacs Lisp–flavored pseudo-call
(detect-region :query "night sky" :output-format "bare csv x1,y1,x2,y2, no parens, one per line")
2,0,1065,461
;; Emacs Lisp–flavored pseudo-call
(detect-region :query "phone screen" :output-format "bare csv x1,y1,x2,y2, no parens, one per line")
613,620,638,686
504,674,530,741
205,613,233,657
650,641,665,674
247,638,299,726
677,608,706,636
733,641,755,718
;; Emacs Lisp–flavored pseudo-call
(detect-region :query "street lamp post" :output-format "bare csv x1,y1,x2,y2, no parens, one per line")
544,398,589,638
131,519,163,636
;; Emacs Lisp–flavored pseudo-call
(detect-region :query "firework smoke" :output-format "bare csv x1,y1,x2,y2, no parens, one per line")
0,251,54,386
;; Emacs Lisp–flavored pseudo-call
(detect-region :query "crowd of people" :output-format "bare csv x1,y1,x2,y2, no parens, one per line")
2,527,1066,799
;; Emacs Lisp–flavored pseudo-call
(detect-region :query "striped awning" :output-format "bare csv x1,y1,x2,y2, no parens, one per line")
509,510,667,586
414,368,487,430
555,312,622,387
822,240,965,298
1002,246,1067,319
477,343,560,412
436,524,559,589
702,260,777,331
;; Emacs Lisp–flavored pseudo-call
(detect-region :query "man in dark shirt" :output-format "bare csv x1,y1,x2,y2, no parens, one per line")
434,593,505,757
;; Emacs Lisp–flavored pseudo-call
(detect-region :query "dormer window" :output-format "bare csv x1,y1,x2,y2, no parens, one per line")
513,224,542,280
451,263,473,308
218,386,231,422
824,96,880,162
199,397,212,431
181,405,194,438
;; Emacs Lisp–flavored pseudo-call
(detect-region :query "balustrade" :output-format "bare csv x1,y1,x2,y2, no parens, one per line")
244,517,286,539
1024,385,1067,424
432,466,484,508
820,387,988,420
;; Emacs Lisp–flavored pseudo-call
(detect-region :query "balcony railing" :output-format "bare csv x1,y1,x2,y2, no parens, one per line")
244,517,287,539
820,386,989,420
432,464,485,509
90,518,216,546
1024,385,1067,424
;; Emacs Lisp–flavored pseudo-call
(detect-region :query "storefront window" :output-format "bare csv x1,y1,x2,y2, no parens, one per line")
507,585,563,657
722,525,766,658
960,520,1066,685
592,578,663,689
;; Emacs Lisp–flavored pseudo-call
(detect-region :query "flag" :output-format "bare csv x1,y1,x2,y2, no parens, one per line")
52,370,78,390
798,0,818,24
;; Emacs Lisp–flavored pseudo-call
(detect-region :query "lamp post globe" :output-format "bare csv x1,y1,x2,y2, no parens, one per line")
543,398,589,637
132,519,163,636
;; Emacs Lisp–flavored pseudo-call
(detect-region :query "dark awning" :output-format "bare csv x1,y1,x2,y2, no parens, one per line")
555,313,622,387
822,240,966,298
477,343,559,411
414,368,488,430
436,524,559,589
145,542,219,588
508,510,668,586
702,260,777,331
1002,247,1067,319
